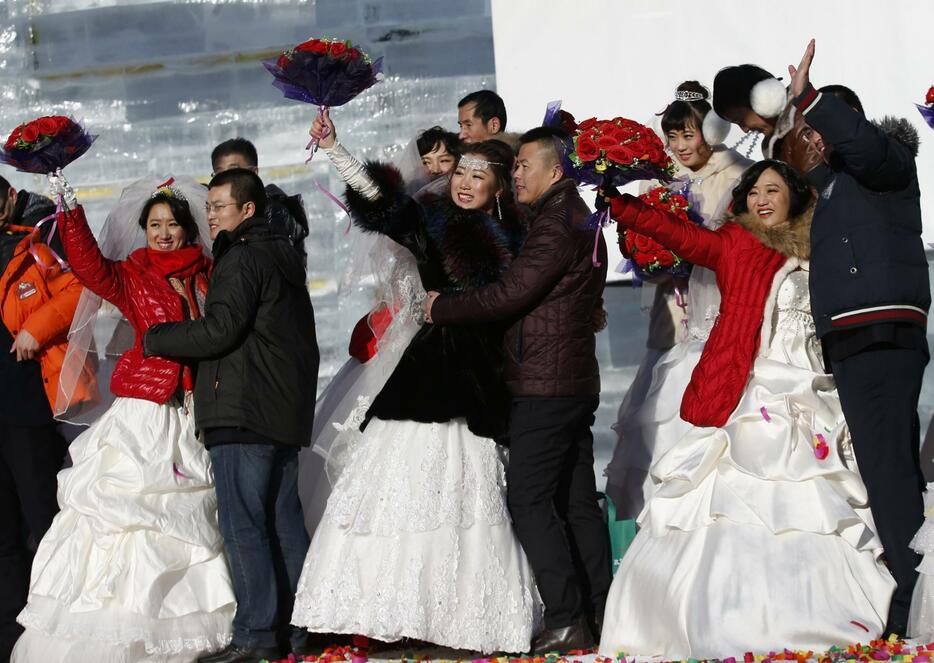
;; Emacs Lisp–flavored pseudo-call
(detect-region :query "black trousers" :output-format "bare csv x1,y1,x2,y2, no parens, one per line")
0,423,68,662
507,396,611,629
830,345,928,628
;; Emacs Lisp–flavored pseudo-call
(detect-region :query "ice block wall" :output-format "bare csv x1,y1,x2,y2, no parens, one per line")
0,0,495,388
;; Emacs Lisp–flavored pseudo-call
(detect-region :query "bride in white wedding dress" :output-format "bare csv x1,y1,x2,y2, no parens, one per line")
599,161,894,659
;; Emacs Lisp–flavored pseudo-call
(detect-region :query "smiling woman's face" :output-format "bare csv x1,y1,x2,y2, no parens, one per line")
745,167,791,227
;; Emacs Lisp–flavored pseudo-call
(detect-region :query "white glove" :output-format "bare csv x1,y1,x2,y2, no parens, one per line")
324,142,381,201
47,168,77,209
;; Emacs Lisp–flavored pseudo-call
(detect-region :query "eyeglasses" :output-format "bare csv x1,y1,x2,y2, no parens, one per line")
204,201,240,213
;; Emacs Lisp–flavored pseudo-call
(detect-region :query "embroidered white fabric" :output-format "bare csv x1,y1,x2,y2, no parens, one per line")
292,417,542,653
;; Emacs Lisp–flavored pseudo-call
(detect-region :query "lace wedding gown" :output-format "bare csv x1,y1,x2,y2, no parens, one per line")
599,268,895,659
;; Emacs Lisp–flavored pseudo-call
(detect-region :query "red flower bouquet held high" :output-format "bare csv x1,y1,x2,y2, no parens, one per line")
917,85,934,130
264,37,383,161
0,115,96,174
620,185,703,282
569,116,676,189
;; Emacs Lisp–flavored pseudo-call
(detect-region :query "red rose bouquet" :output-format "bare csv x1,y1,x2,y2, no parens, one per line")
917,85,934,129
621,185,702,281
569,116,676,188
264,37,382,157
0,115,96,174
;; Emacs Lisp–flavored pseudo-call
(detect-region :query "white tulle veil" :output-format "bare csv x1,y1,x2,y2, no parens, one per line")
54,176,211,425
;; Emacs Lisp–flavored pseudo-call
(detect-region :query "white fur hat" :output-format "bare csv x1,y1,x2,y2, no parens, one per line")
750,78,787,118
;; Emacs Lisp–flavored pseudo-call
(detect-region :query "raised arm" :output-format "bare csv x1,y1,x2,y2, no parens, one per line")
431,215,576,325
144,245,260,359
610,194,724,270
57,205,129,312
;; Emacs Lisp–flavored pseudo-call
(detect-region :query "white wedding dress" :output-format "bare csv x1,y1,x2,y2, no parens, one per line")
13,397,235,662
599,268,895,659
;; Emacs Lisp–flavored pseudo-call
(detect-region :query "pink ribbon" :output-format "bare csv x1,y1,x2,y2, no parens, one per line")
28,195,69,272
674,282,690,333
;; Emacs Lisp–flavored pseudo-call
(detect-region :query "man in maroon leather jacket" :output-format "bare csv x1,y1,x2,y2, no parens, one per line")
425,127,611,653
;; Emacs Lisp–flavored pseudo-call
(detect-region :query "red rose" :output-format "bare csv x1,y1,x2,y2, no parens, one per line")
607,146,639,165
927,86,934,105
276,53,291,69
577,117,598,131
329,41,348,58
296,39,327,54
37,117,58,136
348,48,361,60
53,116,72,132
597,135,617,149
656,251,676,268
575,137,600,162
21,122,39,144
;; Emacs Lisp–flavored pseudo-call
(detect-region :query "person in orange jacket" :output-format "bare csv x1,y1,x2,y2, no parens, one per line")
0,174,84,662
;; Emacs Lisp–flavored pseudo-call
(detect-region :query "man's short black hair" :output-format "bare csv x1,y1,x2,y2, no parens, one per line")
211,138,259,171
209,167,266,217
819,84,864,115
457,90,507,131
518,126,572,168
416,126,462,158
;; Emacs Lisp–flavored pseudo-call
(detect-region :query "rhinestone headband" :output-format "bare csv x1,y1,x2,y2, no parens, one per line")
674,90,706,102
151,177,188,202
459,155,502,171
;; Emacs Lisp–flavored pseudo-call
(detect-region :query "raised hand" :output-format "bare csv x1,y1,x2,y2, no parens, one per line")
47,167,77,209
309,108,337,149
788,39,816,97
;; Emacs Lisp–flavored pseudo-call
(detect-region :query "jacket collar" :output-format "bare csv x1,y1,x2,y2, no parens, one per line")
730,202,814,260
212,216,267,260
529,178,578,217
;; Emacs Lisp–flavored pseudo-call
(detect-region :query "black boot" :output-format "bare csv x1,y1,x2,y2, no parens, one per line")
530,615,595,655
198,643,281,663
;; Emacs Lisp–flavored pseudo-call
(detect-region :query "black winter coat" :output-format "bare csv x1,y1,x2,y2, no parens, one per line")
265,183,309,266
794,84,930,338
345,162,524,441
144,217,319,447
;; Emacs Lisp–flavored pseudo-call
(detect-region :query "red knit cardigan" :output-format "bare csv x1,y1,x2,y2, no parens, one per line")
611,194,790,428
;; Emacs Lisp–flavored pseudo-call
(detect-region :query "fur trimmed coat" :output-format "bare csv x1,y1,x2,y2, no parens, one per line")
610,192,813,428
344,162,524,440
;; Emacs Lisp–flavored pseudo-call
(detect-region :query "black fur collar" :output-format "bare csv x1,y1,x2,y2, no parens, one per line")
423,195,524,289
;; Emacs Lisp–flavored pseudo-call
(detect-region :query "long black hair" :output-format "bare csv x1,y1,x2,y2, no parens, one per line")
137,192,200,244
731,159,813,218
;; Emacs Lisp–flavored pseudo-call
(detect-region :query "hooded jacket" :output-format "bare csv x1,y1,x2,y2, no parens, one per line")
792,84,929,339
144,217,319,447
611,193,813,428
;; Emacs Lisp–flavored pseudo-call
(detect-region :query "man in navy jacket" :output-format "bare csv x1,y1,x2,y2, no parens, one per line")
790,40,930,637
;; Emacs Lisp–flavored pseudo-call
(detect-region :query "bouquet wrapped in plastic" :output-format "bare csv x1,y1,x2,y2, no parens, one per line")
264,37,383,157
620,185,703,281
917,85,934,129
0,115,96,174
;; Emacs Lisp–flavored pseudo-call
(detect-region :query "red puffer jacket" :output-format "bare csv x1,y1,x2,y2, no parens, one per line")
611,194,800,428
59,206,210,404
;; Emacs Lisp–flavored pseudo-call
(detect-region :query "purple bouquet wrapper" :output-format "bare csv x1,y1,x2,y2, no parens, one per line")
263,50,383,108
916,104,934,130
0,120,96,174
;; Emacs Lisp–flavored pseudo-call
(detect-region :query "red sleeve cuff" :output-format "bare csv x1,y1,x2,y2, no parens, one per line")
793,83,820,114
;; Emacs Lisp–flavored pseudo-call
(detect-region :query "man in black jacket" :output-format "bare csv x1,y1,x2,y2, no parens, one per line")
144,168,319,663
211,138,310,266
790,40,931,638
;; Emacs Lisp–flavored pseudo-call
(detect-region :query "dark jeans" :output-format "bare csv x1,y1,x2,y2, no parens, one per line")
830,345,928,628
0,423,67,662
209,444,311,651
507,395,611,629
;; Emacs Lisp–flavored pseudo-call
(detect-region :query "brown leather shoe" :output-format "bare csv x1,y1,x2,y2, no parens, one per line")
530,615,595,655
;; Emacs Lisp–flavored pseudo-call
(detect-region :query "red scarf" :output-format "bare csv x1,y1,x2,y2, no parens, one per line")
144,244,210,279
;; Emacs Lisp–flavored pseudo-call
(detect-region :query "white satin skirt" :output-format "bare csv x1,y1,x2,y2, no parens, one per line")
13,397,235,663
599,356,895,659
